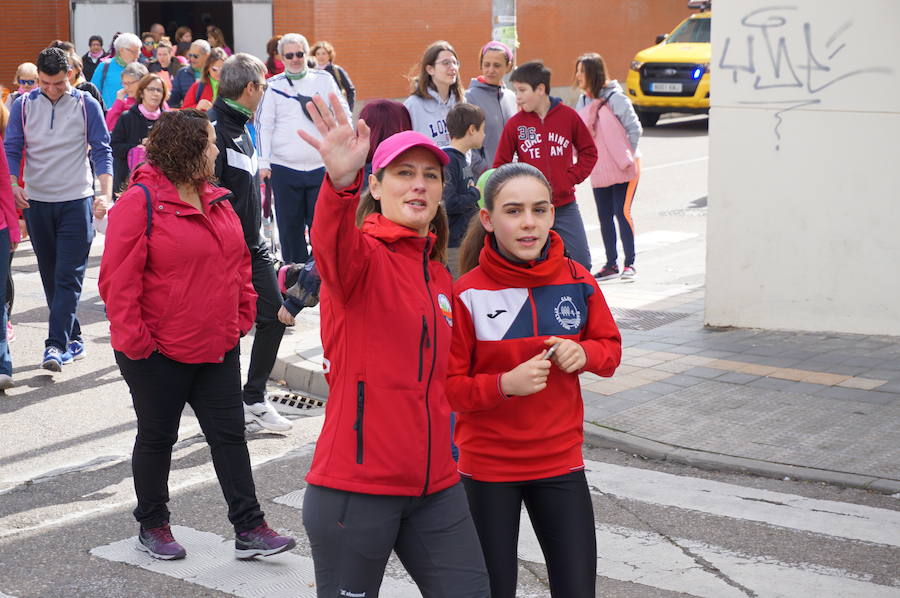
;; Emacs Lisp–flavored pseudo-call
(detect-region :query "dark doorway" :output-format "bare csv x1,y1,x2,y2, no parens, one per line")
137,1,233,49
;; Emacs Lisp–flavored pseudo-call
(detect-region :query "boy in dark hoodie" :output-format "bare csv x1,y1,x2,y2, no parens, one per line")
493,61,597,271
442,103,486,278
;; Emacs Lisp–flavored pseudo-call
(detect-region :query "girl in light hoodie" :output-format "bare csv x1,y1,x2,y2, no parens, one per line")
404,40,463,148
465,41,517,176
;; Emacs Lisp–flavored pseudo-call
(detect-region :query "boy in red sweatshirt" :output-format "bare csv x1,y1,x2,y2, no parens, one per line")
493,61,597,270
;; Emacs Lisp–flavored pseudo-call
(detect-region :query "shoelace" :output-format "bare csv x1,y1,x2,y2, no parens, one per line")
148,525,175,543
244,523,276,538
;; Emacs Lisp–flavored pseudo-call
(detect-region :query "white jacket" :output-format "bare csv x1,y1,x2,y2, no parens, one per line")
255,69,350,171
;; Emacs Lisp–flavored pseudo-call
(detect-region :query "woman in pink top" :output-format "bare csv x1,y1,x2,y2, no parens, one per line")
105,62,149,131
575,53,643,282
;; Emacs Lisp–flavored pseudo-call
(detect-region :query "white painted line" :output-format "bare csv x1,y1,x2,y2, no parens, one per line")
584,460,900,547
0,592,19,598
642,156,709,172
634,230,699,251
517,514,900,598
91,525,422,598
273,488,305,509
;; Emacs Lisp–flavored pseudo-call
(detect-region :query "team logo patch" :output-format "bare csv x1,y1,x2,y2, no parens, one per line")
438,294,453,327
554,296,582,331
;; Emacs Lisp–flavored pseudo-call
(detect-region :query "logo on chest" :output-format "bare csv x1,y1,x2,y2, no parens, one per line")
554,296,582,331
437,293,453,327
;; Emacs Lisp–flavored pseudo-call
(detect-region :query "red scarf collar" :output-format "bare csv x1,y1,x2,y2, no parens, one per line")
361,213,436,247
478,230,567,287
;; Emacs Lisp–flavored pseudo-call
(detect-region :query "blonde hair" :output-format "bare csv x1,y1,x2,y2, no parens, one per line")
13,62,37,87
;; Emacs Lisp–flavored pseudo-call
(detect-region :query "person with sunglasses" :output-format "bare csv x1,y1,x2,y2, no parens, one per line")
404,40,464,148
91,32,142,110
4,63,38,109
169,39,210,108
182,47,226,112
255,33,349,264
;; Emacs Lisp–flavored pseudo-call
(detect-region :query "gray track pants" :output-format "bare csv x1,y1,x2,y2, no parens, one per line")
302,482,489,598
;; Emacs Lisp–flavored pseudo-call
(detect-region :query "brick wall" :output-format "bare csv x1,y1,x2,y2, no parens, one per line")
0,0,69,94
273,0,693,103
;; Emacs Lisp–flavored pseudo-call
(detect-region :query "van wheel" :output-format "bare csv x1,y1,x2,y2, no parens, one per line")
637,110,660,127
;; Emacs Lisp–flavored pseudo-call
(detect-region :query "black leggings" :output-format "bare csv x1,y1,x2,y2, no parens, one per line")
462,470,596,598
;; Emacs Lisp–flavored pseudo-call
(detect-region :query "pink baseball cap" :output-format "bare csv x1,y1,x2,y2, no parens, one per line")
371,130,449,171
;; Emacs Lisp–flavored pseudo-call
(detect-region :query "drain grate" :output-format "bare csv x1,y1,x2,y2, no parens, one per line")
269,392,326,415
611,307,690,331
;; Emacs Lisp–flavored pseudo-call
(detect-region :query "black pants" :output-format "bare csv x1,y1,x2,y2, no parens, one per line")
243,242,286,405
115,345,265,532
462,470,596,598
303,482,490,597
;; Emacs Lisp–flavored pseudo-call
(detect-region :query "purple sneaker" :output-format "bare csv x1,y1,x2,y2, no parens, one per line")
137,523,186,560
234,522,296,559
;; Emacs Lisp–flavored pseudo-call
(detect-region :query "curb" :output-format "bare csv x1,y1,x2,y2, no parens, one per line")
272,349,900,495
584,422,900,494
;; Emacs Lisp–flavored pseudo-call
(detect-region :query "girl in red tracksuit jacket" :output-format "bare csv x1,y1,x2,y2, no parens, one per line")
449,162,622,598
297,94,489,598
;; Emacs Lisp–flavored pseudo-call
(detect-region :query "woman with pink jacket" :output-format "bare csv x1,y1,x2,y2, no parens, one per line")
575,53,643,282
0,142,23,389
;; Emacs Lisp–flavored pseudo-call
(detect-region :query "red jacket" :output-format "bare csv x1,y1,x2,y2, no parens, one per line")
306,172,459,496
98,164,256,363
447,232,621,482
493,98,598,207
182,80,214,110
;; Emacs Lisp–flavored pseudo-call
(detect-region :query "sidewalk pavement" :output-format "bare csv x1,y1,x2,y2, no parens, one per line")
273,282,900,495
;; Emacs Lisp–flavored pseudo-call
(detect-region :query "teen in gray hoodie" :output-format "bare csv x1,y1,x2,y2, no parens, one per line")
465,41,517,176
403,41,464,148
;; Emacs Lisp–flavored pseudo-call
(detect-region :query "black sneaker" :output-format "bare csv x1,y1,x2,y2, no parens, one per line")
594,264,620,281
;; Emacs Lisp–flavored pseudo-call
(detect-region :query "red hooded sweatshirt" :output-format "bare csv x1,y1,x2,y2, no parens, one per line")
99,164,256,363
447,231,621,482
493,98,598,207
306,172,459,496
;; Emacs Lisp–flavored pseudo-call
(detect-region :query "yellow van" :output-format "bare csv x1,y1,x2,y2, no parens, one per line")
625,3,711,126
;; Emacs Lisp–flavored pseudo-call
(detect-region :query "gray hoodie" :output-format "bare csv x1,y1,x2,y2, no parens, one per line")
404,88,458,148
576,80,642,153
465,77,517,176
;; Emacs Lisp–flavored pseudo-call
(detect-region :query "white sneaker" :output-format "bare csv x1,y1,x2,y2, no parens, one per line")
244,398,292,432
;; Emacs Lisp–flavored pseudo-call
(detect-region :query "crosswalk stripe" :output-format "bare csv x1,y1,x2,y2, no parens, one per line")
90,525,422,598
517,513,900,598
584,460,900,547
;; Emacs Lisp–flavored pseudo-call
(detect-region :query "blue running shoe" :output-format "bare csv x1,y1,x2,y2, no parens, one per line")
68,339,86,361
41,346,65,372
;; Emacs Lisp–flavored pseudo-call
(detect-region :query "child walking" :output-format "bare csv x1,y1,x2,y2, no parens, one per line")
442,102,485,278
448,163,622,597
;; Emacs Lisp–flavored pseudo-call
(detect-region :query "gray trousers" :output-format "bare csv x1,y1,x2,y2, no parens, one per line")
552,201,592,271
303,482,489,597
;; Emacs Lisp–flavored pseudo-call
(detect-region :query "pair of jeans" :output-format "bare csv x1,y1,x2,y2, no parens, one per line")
243,242,286,405
115,345,265,532
270,164,325,263
25,198,93,350
462,470,597,598
303,482,489,597
593,182,637,268
552,201,592,271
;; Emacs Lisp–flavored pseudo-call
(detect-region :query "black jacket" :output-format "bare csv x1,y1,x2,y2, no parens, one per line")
209,97,263,248
323,63,356,110
441,147,481,248
110,103,157,194
81,51,106,82
148,59,181,81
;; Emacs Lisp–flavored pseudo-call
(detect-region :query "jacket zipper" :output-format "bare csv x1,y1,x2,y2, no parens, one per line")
418,316,429,382
354,381,365,464
421,239,437,496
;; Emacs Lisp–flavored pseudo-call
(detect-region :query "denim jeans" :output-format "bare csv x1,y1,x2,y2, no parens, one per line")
271,164,325,263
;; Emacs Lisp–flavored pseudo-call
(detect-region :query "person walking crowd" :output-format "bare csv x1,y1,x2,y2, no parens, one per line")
2,27,647,597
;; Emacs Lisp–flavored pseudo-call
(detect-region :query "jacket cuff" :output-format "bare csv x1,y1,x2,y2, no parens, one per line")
283,295,303,317
497,373,511,400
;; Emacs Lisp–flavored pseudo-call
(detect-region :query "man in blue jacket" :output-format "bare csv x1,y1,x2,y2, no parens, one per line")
5,47,112,371
169,40,210,107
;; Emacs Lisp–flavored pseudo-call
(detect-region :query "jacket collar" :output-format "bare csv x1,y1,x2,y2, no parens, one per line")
478,230,566,287
361,212,435,249
131,164,232,213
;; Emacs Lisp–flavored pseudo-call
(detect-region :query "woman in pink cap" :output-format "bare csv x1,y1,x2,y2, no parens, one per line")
297,93,489,597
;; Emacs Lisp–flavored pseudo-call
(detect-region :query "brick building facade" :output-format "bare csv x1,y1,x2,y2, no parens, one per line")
2,1,691,103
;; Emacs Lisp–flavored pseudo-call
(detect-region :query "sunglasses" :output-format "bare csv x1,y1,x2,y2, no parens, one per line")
254,81,268,91
188,53,201,59
18,79,36,86
283,51,304,60
143,40,155,46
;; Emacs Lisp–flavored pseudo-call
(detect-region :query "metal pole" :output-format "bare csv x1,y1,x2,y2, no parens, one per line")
492,0,517,63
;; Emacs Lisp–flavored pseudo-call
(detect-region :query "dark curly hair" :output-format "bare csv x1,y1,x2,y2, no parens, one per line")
145,109,214,186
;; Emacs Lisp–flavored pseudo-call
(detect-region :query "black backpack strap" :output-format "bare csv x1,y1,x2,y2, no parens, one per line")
133,183,153,237
100,60,111,91
195,82,205,104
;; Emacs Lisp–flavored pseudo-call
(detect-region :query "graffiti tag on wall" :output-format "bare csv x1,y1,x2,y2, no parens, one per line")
718,6,892,149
